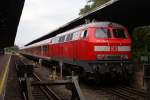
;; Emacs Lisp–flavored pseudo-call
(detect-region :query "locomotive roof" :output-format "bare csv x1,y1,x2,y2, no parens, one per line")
87,22,124,28
56,21,124,37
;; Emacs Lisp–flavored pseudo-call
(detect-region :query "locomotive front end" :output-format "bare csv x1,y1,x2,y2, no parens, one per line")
87,22,133,82
94,27,132,61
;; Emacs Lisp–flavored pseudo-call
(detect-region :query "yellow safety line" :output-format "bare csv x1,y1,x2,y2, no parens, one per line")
0,55,11,95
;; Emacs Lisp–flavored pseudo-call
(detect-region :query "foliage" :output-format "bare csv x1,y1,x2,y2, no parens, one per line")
5,45,19,53
79,5,91,15
79,0,110,15
132,26,150,59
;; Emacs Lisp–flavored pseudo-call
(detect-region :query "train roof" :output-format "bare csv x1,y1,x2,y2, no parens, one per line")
56,21,124,37
21,38,51,49
87,21,124,28
22,21,125,49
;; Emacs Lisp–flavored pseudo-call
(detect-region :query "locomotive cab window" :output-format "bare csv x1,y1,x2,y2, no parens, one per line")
113,29,126,38
95,28,111,38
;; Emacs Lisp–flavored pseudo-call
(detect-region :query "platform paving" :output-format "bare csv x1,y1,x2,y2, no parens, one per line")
5,55,22,100
0,54,11,100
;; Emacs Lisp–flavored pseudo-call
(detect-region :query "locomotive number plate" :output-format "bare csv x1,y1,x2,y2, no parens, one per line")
110,46,118,51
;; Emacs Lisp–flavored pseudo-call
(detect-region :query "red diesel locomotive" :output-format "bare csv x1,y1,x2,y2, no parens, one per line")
21,21,132,81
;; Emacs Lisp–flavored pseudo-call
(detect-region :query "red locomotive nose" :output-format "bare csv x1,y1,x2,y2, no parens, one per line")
89,25,132,61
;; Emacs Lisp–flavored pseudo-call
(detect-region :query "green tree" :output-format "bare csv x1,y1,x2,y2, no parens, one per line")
132,26,150,59
79,0,110,15
5,45,19,53
79,5,91,15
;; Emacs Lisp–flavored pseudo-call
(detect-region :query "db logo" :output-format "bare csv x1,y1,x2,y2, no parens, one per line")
110,46,118,51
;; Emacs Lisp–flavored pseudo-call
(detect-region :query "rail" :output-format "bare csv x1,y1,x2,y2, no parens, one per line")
32,74,85,100
15,57,85,100
33,73,61,100
104,86,146,100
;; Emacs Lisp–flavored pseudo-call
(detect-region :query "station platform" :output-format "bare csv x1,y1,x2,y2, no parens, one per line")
0,54,22,100
0,54,11,100
5,55,22,100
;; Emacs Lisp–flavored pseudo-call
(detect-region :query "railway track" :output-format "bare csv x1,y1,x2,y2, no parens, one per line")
104,86,146,100
16,57,61,100
32,86,50,100
18,54,146,100
33,73,61,100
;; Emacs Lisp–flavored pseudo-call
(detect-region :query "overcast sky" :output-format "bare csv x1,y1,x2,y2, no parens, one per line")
15,0,86,47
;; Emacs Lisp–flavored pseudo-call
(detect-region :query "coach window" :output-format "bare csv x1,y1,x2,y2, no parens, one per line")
55,37,59,43
62,35,65,42
59,36,65,42
81,30,88,38
43,45,48,51
66,34,69,41
70,33,73,40
59,37,62,43
66,34,70,41
52,38,55,43
73,32,80,40
43,45,46,51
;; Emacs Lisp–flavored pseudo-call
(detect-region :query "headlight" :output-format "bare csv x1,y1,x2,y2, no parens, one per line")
97,54,105,60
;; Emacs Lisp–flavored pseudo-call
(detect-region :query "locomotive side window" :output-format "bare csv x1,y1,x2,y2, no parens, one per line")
72,32,80,40
95,28,111,38
113,29,126,38
81,30,88,38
